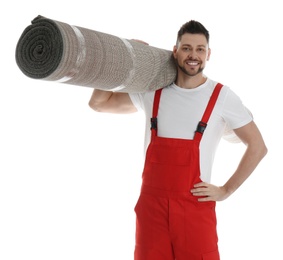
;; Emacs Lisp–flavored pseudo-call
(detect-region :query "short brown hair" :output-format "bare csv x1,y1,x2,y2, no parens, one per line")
176,20,209,45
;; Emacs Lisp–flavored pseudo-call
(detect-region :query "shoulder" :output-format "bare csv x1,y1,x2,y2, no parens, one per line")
129,89,157,111
209,79,244,107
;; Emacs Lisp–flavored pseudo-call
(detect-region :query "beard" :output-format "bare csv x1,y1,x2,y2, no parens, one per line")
175,59,204,77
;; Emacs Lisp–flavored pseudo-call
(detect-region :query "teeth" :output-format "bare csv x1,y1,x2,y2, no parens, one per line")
187,62,198,65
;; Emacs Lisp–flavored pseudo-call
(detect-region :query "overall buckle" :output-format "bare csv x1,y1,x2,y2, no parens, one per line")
151,117,157,130
196,121,207,134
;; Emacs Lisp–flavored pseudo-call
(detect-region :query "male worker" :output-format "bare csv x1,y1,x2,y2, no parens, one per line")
89,20,267,260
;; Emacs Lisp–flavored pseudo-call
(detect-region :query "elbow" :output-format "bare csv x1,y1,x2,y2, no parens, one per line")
88,100,102,112
257,142,268,162
262,144,268,159
247,140,268,163
88,89,113,113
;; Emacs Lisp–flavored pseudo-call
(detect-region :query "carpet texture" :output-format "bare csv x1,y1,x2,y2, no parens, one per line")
15,15,177,93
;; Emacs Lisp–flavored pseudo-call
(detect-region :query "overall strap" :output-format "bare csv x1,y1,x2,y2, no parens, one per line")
194,83,223,142
150,88,162,136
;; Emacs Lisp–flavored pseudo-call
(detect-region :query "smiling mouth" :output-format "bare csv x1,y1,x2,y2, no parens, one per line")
186,61,200,66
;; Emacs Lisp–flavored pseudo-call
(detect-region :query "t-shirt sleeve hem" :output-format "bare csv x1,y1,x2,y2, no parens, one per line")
129,93,143,112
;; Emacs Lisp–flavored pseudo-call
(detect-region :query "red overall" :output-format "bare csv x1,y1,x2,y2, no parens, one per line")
134,83,223,260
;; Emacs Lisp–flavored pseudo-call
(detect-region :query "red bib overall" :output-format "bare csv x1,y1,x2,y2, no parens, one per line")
134,83,223,260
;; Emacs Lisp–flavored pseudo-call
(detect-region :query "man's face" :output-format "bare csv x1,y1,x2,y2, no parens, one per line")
173,33,211,77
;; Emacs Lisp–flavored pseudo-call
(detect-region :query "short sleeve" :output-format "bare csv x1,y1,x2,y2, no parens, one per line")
129,93,145,112
222,88,253,143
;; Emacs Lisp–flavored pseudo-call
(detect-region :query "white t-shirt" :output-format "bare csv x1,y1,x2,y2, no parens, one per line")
129,78,253,183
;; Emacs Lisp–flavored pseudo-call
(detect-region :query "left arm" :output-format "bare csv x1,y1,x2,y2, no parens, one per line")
191,121,268,201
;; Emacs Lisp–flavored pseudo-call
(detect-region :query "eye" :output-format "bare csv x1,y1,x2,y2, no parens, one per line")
197,48,205,53
183,47,191,52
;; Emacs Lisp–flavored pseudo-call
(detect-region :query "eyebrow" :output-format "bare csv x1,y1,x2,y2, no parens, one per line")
181,44,207,48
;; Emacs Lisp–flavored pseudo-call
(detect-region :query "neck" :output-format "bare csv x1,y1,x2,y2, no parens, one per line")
175,75,207,89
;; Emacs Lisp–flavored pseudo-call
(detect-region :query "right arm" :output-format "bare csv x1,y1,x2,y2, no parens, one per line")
88,89,138,114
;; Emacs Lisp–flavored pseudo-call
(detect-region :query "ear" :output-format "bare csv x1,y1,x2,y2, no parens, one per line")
207,48,211,61
173,45,177,58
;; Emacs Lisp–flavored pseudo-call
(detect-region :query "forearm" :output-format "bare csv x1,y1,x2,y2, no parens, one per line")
88,89,114,112
223,141,267,197
88,88,137,114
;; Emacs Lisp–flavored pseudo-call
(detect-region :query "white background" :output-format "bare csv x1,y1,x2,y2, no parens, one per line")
1,0,281,259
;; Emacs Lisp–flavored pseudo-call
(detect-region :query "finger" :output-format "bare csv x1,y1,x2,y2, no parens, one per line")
191,187,209,193
198,196,214,202
191,190,210,197
131,39,149,45
193,182,208,188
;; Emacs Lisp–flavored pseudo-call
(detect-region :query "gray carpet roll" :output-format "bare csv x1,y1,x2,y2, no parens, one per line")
15,15,177,93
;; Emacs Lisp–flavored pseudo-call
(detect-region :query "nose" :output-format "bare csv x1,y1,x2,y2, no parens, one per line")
188,49,198,59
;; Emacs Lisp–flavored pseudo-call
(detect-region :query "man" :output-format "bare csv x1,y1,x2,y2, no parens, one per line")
89,20,267,260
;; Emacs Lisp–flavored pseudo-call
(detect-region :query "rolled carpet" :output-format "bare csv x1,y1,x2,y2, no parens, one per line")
15,15,177,93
